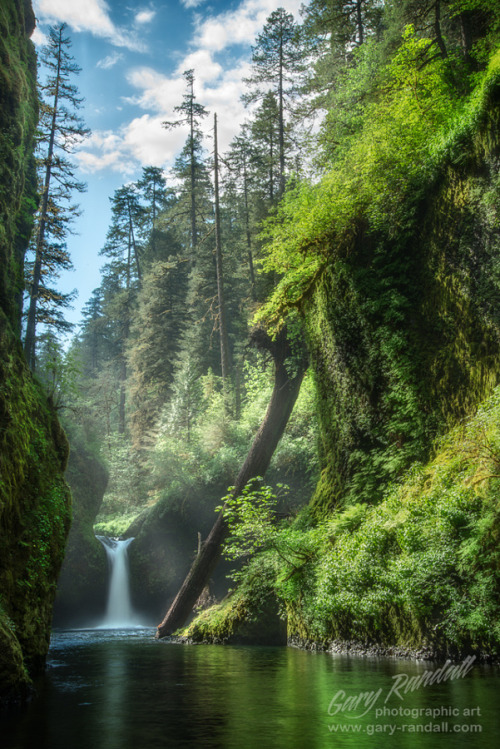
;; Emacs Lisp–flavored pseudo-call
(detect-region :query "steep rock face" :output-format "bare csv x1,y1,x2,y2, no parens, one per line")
0,0,72,704
0,313,71,700
53,437,108,628
182,60,500,653
308,76,500,513
0,0,37,333
126,481,233,622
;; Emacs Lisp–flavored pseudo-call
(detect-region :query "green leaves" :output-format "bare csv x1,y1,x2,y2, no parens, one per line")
256,27,500,332
218,478,281,561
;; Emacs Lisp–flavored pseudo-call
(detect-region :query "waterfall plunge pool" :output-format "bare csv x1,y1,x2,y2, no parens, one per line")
1,628,499,749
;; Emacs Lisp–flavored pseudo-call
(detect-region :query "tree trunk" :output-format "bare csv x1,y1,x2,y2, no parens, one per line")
24,26,63,369
356,0,364,45
118,241,131,435
127,197,141,285
278,35,285,196
189,92,197,251
243,158,257,302
459,11,474,65
213,113,231,386
156,326,307,638
434,0,448,59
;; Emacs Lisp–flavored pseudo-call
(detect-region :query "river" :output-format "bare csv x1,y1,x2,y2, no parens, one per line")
1,629,499,748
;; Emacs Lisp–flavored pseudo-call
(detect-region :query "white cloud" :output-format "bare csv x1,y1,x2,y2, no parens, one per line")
31,26,48,45
75,0,303,174
76,117,186,176
96,52,124,70
193,0,303,53
125,67,186,114
135,9,156,25
124,115,186,165
33,0,145,51
124,57,253,156
176,49,223,84
181,0,206,8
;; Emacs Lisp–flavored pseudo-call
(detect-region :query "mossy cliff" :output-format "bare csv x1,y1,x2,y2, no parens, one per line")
0,314,71,701
0,0,37,333
0,0,72,705
184,49,500,653
185,384,500,655
308,66,500,513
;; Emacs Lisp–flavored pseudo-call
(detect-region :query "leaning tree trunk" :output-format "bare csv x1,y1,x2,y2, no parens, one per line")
156,326,307,638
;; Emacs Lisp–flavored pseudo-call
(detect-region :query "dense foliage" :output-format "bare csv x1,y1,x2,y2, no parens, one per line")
31,0,500,652
180,0,500,652
187,384,500,653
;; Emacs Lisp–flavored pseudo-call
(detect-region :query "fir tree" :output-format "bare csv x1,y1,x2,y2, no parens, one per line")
24,23,89,368
243,8,304,195
163,69,209,254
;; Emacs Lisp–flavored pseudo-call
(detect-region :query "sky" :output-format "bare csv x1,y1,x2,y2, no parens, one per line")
31,0,304,330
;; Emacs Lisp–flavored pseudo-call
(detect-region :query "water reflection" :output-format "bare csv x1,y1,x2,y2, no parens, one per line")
1,630,498,749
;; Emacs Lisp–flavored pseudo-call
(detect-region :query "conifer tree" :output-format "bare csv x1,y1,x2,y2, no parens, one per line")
213,113,231,387
163,69,209,254
24,23,89,369
248,92,282,203
243,8,304,195
127,254,189,449
78,288,109,376
136,166,172,263
224,126,258,300
99,185,143,433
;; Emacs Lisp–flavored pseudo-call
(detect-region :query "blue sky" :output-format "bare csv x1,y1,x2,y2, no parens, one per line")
31,0,303,329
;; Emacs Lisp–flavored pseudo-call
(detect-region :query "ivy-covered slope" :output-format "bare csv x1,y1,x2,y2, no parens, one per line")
261,45,500,513
0,0,71,705
185,384,500,655
184,38,500,654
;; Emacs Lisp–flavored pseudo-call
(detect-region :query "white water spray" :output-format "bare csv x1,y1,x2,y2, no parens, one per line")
96,536,142,628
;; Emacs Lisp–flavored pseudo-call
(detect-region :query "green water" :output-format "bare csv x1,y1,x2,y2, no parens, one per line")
1,629,498,748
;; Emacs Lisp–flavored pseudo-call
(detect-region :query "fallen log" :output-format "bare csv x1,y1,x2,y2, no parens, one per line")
156,326,307,638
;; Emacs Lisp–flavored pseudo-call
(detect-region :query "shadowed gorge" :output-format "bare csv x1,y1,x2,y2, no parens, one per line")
1,0,500,745
0,0,71,703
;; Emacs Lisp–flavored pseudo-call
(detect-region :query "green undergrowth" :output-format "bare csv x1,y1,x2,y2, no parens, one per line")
257,42,500,330
94,512,141,538
186,385,500,654
182,551,278,643
96,365,318,534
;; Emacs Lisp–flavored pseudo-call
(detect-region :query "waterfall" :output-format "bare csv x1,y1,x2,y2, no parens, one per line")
96,536,141,628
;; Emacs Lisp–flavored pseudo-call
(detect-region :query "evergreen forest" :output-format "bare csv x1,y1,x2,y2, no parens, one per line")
1,0,500,721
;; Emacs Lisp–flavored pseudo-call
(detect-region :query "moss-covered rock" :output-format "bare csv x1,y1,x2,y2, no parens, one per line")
0,0,71,704
53,437,108,627
0,0,38,333
282,386,500,656
183,592,287,646
0,610,30,705
126,480,235,622
0,311,71,695
307,61,500,513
